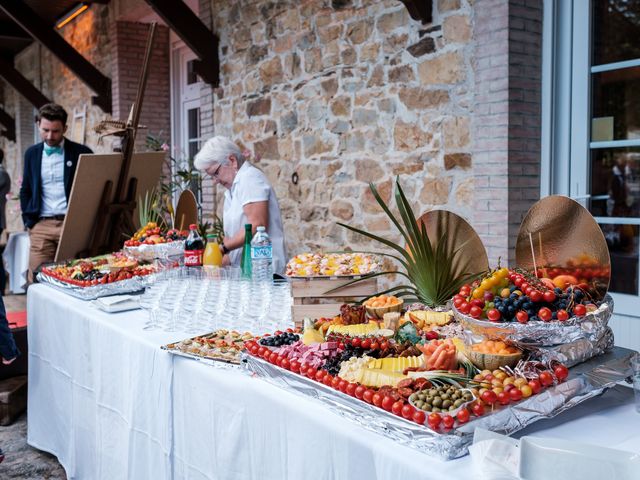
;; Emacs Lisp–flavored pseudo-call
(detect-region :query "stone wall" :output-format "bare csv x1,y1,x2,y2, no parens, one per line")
201,0,478,263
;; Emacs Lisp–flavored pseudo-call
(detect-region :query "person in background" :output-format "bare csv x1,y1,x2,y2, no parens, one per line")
0,149,10,294
19,103,92,279
193,136,287,274
0,295,19,464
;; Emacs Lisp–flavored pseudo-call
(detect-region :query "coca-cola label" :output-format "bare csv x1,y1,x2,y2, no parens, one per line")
251,245,272,260
184,249,204,266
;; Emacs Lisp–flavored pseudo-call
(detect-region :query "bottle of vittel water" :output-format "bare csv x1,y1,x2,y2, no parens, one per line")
251,226,273,282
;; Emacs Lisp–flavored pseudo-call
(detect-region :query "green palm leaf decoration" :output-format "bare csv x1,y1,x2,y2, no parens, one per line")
337,177,486,307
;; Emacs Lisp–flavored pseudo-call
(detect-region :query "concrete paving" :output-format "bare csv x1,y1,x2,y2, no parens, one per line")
1,294,67,479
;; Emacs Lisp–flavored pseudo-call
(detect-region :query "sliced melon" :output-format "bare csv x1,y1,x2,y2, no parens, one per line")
302,327,325,345
359,368,406,388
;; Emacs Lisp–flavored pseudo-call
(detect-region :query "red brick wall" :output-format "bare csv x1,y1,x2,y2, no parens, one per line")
110,21,171,151
472,0,542,265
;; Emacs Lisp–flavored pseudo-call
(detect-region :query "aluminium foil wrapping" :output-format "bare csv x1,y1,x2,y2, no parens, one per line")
37,271,161,300
244,347,635,460
123,241,185,261
454,295,613,347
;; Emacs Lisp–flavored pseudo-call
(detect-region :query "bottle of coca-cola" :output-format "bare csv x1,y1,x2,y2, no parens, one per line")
184,224,204,267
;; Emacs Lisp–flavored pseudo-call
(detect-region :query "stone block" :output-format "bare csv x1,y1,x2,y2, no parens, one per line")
321,76,339,97
347,18,373,44
398,87,449,110
355,159,384,182
388,65,415,83
353,108,378,127
259,57,284,86
443,15,471,43
418,51,465,84
281,110,298,134
407,36,436,57
331,96,352,116
444,153,471,170
246,97,271,117
443,116,470,148
376,8,409,33
330,200,355,221
394,121,432,151
420,177,451,205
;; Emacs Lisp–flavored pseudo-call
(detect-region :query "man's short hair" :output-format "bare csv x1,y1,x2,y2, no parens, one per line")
36,103,68,125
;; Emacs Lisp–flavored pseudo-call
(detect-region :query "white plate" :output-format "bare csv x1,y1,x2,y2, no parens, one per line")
519,436,640,480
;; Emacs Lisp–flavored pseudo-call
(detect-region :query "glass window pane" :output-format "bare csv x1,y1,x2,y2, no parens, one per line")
590,148,640,218
600,223,639,295
188,140,199,160
186,60,198,85
188,108,199,140
592,1,640,66
591,68,640,141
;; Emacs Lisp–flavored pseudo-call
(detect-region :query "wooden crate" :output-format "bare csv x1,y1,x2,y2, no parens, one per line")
0,375,27,426
290,277,378,327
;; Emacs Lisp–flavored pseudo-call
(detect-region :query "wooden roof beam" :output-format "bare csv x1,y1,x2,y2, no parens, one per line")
0,106,16,142
143,0,220,87
399,0,433,24
0,1,112,113
0,57,51,109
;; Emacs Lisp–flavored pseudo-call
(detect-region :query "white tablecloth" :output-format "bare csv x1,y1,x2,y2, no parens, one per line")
3,231,30,293
27,284,640,480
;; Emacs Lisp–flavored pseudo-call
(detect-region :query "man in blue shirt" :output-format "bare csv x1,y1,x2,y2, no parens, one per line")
19,103,92,278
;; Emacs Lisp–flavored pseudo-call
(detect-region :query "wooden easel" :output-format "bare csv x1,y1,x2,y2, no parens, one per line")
82,24,157,257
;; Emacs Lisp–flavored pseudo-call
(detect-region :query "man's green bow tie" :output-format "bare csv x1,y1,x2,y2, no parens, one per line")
44,145,63,156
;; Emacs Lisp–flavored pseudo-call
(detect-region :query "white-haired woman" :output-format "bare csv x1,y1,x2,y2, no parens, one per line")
194,136,287,274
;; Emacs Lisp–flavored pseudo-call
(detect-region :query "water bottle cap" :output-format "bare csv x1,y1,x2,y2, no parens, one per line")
244,224,252,230
189,224,197,230
257,226,266,231
206,234,217,240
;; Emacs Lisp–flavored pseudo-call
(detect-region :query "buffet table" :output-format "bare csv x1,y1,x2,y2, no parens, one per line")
27,284,640,480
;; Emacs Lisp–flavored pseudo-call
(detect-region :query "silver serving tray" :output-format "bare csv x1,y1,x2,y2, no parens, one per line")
244,347,636,460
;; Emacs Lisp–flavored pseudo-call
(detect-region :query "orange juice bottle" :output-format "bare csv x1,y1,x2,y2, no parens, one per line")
203,234,223,267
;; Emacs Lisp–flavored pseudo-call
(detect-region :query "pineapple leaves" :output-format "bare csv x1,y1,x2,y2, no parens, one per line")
337,177,481,307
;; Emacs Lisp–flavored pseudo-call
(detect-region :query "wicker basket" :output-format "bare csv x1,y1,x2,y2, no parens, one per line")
365,299,404,319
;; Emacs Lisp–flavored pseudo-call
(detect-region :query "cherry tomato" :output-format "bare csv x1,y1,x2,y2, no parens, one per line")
363,389,375,404
332,376,342,390
453,297,465,309
538,307,552,322
315,370,326,382
573,304,587,316
351,337,362,348
354,384,366,398
391,400,404,416
456,408,470,424
281,358,290,370
380,340,389,351
453,294,465,303
269,352,279,364
425,330,439,340
486,309,501,322
323,374,334,387
520,282,530,292
413,409,427,425
346,383,358,397
472,402,485,416
509,387,523,402
514,277,524,288
361,338,371,350
290,360,301,374
372,392,384,407
370,341,380,350
516,310,529,323
471,299,485,309
543,290,556,303
458,302,471,314
529,290,543,303
306,367,317,379
497,391,511,405
442,414,455,429
469,305,483,319
556,309,569,321
528,379,542,394
554,364,569,382
427,412,441,429
257,346,267,357
539,371,554,387
481,390,498,405
250,345,260,355
381,395,395,412
338,379,349,393
401,404,415,420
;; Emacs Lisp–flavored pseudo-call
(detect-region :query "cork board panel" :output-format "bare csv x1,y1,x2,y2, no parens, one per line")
55,152,165,262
